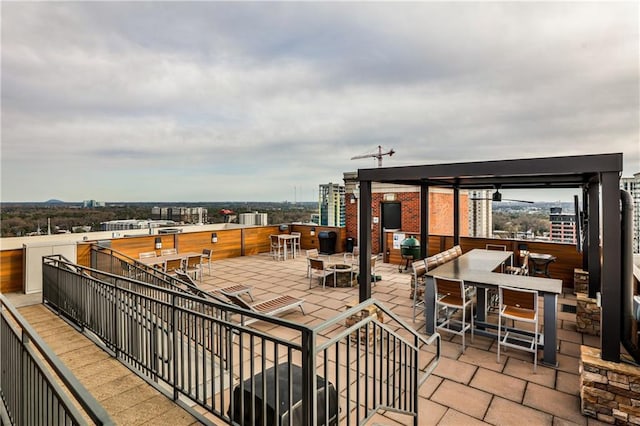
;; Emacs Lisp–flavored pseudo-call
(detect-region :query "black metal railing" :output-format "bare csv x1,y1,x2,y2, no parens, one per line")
42,253,440,425
0,294,113,426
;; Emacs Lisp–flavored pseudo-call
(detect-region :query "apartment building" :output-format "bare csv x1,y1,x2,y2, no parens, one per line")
468,189,493,238
549,207,576,244
238,212,268,226
319,183,345,227
151,206,208,224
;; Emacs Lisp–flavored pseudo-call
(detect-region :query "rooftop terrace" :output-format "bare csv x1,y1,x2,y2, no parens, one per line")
6,250,598,425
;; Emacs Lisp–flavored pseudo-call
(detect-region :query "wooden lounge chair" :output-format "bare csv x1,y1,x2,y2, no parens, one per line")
174,270,253,301
221,292,305,320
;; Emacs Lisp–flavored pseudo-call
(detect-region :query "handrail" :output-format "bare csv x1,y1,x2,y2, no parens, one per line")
313,297,441,389
0,294,114,425
43,253,441,426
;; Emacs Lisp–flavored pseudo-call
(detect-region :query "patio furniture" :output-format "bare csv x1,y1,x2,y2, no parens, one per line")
351,255,379,286
411,259,427,322
425,248,561,366
506,252,530,276
497,286,539,372
160,248,177,256
529,252,557,278
139,251,157,260
202,248,213,275
174,270,253,301
308,257,332,289
277,234,298,260
184,254,203,282
270,235,284,261
163,257,183,277
433,276,474,353
343,246,360,265
290,231,302,257
221,292,305,319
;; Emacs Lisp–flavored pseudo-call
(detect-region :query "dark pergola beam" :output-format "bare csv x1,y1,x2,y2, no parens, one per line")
601,171,622,362
358,153,622,183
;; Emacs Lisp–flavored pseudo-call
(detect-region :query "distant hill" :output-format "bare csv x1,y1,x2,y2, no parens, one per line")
44,199,65,204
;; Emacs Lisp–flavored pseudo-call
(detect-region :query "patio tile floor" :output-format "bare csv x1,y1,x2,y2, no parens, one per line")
196,251,596,425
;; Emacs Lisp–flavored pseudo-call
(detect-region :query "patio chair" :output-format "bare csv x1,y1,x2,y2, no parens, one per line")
506,252,530,276
184,254,203,282
270,235,284,261
202,248,213,275
343,246,360,265
160,248,178,256
308,257,332,289
351,255,378,286
139,251,157,260
497,286,539,372
434,276,473,353
174,270,253,301
411,259,427,322
306,248,329,277
485,243,508,309
290,231,302,257
163,258,183,277
221,292,305,323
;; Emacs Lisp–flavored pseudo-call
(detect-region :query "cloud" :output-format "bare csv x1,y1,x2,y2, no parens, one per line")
1,2,638,202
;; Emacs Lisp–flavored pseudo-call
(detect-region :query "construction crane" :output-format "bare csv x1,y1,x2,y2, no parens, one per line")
350,145,395,167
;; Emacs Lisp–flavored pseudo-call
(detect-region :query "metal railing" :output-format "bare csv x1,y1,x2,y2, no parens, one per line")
0,294,113,426
42,252,440,425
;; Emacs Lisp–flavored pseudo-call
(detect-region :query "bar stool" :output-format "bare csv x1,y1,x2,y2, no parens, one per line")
497,286,539,372
434,276,474,353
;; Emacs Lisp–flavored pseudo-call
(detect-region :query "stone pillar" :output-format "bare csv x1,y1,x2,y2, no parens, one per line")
580,346,640,424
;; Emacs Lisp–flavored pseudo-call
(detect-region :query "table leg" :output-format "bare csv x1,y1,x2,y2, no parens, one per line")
425,276,435,334
476,287,487,324
542,293,558,367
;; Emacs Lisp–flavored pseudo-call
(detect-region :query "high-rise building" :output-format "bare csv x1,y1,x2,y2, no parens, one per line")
549,207,576,244
319,183,345,227
467,190,493,237
621,172,640,254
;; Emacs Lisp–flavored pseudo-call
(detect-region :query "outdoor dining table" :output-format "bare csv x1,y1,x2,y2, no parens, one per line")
425,248,562,367
277,234,300,260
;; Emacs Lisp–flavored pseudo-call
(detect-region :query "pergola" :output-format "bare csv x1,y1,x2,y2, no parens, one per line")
356,153,624,361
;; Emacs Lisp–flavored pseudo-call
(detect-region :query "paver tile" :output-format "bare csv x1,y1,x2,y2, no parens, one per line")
431,379,492,419
524,383,586,425
485,396,553,425
470,367,527,402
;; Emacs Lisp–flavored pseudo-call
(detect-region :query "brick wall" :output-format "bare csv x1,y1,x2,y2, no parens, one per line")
345,188,468,253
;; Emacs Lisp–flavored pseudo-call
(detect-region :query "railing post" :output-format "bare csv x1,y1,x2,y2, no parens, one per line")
21,330,28,426
113,279,119,359
301,328,317,426
172,293,179,401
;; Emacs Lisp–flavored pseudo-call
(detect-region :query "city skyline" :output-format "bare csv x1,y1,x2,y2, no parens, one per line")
2,2,638,202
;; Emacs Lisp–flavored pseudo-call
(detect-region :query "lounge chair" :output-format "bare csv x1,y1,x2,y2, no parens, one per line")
220,292,305,321
174,270,253,301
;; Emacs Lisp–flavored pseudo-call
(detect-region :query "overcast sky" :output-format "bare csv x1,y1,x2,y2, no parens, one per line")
2,2,638,203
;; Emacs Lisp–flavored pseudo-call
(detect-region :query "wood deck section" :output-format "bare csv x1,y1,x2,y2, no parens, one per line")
16,304,203,426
